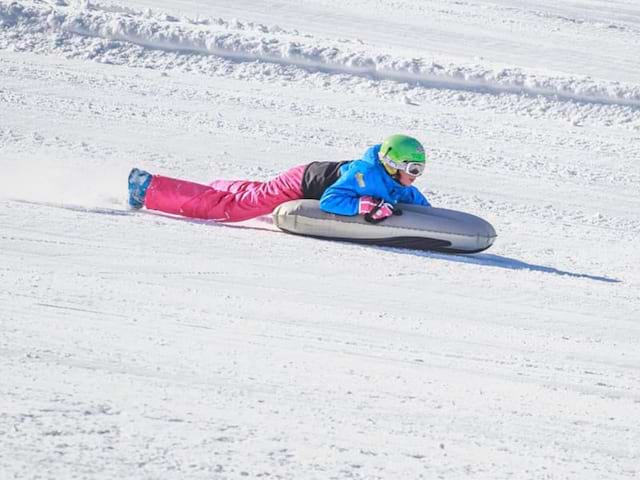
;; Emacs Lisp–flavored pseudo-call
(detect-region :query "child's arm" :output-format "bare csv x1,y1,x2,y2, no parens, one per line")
400,186,431,207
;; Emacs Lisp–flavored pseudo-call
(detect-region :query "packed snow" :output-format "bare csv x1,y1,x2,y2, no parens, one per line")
1,0,639,478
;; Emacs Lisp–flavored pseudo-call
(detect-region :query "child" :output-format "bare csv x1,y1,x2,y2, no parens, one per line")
128,134,431,224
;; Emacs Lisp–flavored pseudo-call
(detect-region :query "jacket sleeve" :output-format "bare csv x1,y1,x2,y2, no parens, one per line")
399,186,431,207
319,164,367,215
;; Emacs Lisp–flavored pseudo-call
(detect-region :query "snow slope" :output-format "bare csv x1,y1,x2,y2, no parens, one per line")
1,0,639,478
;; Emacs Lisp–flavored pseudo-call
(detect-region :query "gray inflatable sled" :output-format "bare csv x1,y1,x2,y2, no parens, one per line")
272,200,496,253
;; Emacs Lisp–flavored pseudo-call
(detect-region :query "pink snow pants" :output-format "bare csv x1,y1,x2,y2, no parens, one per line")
144,164,306,222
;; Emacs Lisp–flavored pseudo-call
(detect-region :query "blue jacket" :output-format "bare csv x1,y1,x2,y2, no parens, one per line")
319,145,431,215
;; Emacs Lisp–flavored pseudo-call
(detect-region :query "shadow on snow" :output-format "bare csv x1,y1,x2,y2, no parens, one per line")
388,249,620,283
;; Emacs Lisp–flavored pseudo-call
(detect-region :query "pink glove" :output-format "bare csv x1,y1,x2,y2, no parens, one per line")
358,196,396,224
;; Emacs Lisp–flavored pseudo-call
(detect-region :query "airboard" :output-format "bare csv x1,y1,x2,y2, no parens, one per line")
272,200,496,253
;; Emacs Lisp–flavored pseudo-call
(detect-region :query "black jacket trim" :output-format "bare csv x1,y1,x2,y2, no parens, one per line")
301,161,349,200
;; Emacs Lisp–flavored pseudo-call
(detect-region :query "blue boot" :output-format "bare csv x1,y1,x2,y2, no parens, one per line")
128,168,152,209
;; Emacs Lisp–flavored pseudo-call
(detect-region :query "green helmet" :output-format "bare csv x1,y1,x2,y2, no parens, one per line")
378,134,426,176
380,134,425,163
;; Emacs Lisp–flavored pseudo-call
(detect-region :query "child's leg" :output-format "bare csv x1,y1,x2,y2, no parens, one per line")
209,179,264,193
144,164,306,222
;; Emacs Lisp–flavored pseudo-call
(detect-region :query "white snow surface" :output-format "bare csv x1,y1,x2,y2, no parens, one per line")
1,0,640,478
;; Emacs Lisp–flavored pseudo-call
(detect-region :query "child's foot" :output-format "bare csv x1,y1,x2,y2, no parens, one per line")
128,168,152,209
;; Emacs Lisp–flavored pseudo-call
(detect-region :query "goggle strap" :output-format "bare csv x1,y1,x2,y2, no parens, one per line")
380,153,403,170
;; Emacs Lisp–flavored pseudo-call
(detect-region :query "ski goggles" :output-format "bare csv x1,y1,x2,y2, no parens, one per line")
380,154,426,177
401,162,426,177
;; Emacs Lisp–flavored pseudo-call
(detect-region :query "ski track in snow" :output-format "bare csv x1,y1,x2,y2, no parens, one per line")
2,0,640,479
2,0,640,126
